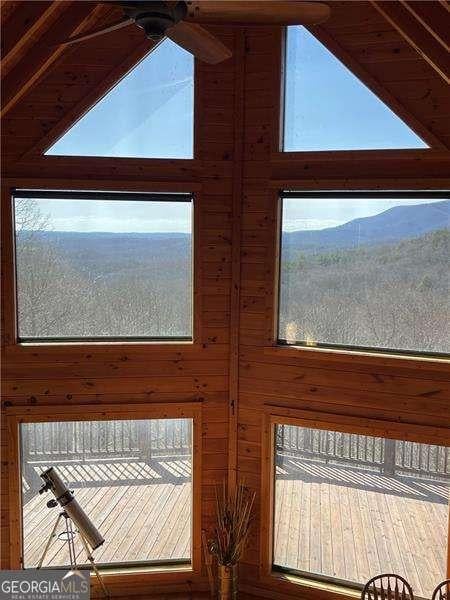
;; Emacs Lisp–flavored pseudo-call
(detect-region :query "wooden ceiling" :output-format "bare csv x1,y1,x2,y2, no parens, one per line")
1,0,449,172
309,1,450,149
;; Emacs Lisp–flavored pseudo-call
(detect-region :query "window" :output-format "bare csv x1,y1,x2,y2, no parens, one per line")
46,39,194,159
278,191,450,356
272,422,449,598
283,27,427,151
14,190,193,341
20,418,193,568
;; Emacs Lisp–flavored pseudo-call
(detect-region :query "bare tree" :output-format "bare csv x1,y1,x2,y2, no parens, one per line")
279,230,450,353
14,198,192,339
15,198,91,337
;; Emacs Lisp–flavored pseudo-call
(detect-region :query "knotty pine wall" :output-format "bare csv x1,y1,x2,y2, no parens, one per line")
1,26,238,597
1,20,450,600
237,26,450,599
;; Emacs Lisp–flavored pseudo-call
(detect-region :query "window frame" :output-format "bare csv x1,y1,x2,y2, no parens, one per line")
11,187,198,345
5,402,202,578
276,189,450,360
279,26,432,154
44,41,196,161
260,405,450,595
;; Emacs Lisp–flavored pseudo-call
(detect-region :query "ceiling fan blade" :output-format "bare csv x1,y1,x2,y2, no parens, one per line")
166,22,232,64
186,1,330,25
58,17,134,47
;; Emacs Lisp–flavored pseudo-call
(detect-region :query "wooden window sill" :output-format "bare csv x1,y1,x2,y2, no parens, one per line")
263,343,450,371
270,570,361,599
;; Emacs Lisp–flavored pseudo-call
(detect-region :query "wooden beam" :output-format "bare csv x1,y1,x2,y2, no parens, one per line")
307,25,448,150
0,1,21,26
227,28,246,495
401,1,450,53
18,38,155,161
371,0,450,84
1,1,64,78
1,2,105,118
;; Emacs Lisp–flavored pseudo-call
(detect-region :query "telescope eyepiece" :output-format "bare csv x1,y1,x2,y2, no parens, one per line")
38,480,53,495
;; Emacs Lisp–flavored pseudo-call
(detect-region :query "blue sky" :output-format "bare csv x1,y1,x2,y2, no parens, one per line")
282,198,442,232
15,198,192,233
47,39,194,159
41,27,429,233
284,27,427,151
17,197,442,235
47,27,426,160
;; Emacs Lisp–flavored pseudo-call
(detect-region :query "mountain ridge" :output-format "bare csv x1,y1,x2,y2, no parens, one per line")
283,199,449,252
19,199,449,257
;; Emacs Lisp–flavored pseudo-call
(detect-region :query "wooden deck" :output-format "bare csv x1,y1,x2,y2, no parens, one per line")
23,457,192,568
23,454,448,599
274,456,449,599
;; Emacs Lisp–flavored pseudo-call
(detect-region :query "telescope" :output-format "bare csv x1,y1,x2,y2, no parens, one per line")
39,467,104,551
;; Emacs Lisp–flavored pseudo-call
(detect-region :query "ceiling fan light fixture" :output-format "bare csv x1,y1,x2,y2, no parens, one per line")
130,1,188,40
136,13,174,40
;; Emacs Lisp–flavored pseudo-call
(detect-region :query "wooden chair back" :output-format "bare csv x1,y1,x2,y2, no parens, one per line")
432,581,450,600
361,574,414,600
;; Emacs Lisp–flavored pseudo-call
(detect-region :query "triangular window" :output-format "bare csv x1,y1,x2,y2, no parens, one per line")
46,39,194,159
283,27,428,151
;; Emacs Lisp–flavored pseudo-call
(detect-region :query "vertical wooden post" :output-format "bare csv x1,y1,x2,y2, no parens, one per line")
21,424,36,493
383,438,397,476
447,499,450,579
228,27,246,497
137,419,151,461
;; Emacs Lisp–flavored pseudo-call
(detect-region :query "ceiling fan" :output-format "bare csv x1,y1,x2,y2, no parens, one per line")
59,1,331,64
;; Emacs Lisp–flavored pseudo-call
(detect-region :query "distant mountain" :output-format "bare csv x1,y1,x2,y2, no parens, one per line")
18,200,449,273
283,199,449,253
19,230,191,278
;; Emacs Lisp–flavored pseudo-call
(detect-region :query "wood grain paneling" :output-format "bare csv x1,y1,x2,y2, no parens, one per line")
309,1,450,149
237,22,450,600
2,3,450,598
0,24,238,598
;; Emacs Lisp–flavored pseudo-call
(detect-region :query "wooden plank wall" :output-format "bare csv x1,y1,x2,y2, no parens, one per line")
0,26,238,597
1,14,450,600
309,1,450,150
237,25,450,599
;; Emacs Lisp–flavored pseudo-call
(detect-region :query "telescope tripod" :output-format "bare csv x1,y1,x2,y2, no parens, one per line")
37,510,109,598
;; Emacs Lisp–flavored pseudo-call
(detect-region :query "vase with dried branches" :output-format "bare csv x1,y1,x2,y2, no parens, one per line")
203,482,256,600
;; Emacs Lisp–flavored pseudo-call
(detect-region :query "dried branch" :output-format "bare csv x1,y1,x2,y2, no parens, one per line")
209,481,256,566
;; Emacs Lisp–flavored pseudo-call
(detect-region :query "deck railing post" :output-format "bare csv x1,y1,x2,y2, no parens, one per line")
304,428,312,453
22,426,33,483
137,420,151,461
22,425,30,462
276,425,285,452
383,438,396,475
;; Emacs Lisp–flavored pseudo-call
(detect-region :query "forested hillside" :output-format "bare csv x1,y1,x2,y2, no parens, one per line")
14,198,449,352
15,228,192,339
280,228,449,354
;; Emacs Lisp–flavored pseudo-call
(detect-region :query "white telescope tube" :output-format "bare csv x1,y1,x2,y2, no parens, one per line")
40,467,104,550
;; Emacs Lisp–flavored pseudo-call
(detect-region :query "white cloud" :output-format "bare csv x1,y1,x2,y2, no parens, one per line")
283,218,342,232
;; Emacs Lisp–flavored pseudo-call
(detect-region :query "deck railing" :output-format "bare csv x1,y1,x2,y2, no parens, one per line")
21,421,448,479
22,419,192,463
276,425,449,478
